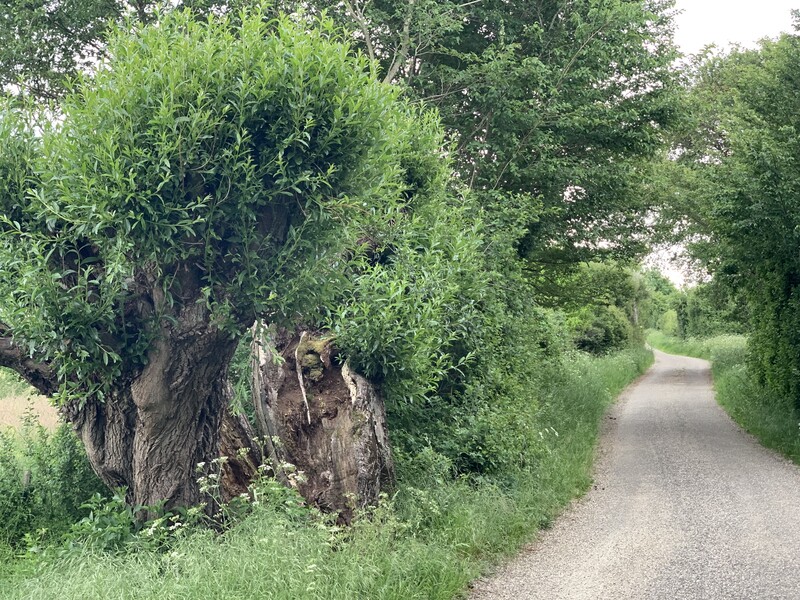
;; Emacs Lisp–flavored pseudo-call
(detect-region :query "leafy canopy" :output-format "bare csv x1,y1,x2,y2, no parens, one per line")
0,5,441,400
312,0,681,268
670,30,800,403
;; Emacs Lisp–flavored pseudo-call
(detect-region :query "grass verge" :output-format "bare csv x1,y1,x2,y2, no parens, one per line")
647,331,800,464
0,347,653,600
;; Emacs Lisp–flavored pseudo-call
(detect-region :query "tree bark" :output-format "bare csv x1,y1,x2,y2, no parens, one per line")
127,313,238,509
218,405,262,504
252,327,394,523
2,305,261,513
61,312,240,512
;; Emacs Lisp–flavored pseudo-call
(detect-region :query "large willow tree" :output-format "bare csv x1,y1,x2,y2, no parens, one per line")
0,5,447,510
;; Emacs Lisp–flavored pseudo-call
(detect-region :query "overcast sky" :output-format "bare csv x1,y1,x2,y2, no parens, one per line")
673,0,798,55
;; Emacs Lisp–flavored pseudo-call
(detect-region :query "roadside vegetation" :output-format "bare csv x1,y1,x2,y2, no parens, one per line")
645,28,800,469
0,4,671,594
7,1,800,599
645,251,800,467
1,348,651,599
648,331,800,465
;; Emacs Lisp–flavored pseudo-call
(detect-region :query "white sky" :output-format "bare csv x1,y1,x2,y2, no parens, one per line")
673,0,798,55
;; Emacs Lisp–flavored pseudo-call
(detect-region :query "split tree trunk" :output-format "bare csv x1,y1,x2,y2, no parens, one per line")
252,326,394,522
2,308,388,518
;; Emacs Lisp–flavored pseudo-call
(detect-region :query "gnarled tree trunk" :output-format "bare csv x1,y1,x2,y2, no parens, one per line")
2,302,394,518
252,326,394,522
7,303,262,513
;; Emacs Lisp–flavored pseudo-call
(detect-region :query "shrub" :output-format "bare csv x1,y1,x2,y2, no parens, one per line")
0,415,106,548
569,305,634,355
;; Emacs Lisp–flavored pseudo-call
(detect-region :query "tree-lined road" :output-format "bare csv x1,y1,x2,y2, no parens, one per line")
472,350,800,599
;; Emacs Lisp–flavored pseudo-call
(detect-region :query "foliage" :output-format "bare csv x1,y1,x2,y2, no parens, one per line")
332,118,482,404
2,1,684,295
228,329,256,425
0,8,674,598
1,348,652,599
675,281,748,339
0,5,447,405
667,33,800,405
568,304,635,355
329,110,566,475
311,0,680,272
539,262,649,355
0,0,680,498
0,0,267,99
638,269,681,331
658,309,679,337
0,416,106,549
0,0,122,99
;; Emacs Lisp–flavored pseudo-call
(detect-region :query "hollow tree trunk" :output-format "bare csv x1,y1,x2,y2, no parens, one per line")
63,307,260,512
252,326,394,523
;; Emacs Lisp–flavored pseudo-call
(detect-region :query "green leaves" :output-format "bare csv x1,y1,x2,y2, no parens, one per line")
0,4,441,403
334,204,482,403
675,34,800,405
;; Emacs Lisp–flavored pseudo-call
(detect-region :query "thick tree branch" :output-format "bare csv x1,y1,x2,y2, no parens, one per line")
0,324,57,396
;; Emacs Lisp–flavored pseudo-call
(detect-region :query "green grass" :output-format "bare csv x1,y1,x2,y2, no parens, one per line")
648,330,800,464
715,364,800,463
0,348,653,600
645,330,747,362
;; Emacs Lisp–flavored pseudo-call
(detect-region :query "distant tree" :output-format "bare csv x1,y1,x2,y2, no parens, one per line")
309,0,681,272
541,262,646,353
674,282,748,339
670,27,800,401
639,269,680,330
0,0,122,99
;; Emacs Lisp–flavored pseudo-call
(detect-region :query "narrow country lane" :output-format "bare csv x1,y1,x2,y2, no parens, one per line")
471,350,800,600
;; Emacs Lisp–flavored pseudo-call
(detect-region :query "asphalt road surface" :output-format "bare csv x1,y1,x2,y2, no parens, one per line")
471,350,800,600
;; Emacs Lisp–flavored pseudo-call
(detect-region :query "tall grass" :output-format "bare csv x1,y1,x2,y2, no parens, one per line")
645,330,747,362
0,348,652,600
0,418,108,555
648,331,800,464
